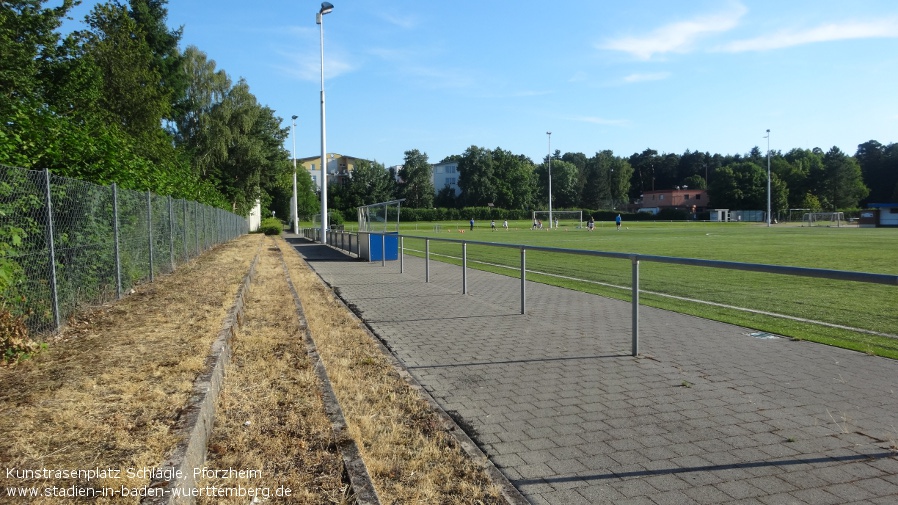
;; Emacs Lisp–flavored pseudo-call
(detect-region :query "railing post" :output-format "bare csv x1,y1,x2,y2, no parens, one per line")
631,255,640,356
400,237,404,273
381,234,386,267
112,184,122,299
425,239,430,283
462,241,468,294
43,168,60,331
147,190,154,282
520,247,526,314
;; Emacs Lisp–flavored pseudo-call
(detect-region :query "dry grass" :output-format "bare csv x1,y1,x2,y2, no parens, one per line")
195,239,348,504
1,234,507,504
275,238,504,504
0,235,262,503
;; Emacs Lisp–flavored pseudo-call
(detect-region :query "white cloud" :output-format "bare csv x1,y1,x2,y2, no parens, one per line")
599,2,747,60
622,72,671,83
569,116,629,126
718,18,898,52
378,12,419,30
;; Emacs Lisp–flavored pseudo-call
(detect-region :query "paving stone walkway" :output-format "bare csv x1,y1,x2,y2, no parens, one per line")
286,236,898,505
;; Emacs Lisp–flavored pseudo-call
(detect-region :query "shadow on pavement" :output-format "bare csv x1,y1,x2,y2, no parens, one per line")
284,236,356,262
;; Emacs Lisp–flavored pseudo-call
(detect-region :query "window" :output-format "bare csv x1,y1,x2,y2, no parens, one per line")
695,194,702,200
684,194,690,200
660,194,664,200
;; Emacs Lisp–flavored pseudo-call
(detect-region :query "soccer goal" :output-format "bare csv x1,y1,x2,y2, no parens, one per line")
802,211,844,227
532,210,583,229
357,199,405,232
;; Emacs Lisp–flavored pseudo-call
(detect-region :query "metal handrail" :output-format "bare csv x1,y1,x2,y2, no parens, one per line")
395,234,898,356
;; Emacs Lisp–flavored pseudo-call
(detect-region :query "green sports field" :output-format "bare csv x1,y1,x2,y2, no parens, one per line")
390,220,898,359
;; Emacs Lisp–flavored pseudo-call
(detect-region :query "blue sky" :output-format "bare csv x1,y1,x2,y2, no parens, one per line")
64,0,898,167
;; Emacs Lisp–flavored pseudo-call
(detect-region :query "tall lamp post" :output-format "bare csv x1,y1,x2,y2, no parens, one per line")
765,129,771,227
317,2,333,244
547,131,552,229
291,115,298,235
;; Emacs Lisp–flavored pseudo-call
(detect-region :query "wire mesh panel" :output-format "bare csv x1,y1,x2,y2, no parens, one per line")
1,166,56,334
47,173,117,325
0,164,248,338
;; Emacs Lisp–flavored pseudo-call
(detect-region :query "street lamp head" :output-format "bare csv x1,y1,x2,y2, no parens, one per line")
320,2,333,14
766,129,770,133
292,115,298,120
546,131,551,135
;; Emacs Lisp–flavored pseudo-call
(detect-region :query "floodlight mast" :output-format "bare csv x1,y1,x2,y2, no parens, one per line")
765,129,771,227
317,2,333,244
547,131,552,229
291,115,298,235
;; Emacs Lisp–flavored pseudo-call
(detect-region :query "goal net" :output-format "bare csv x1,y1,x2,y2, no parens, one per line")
802,212,844,227
532,210,583,229
357,199,405,232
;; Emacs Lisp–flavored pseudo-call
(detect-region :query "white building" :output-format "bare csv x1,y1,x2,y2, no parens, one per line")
431,161,460,196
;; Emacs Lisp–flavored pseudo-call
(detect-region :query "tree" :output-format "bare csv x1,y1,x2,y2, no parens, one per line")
79,1,170,140
457,145,496,207
708,162,766,209
856,140,898,204
821,147,868,209
536,159,579,208
398,149,434,208
491,148,535,209
343,159,395,210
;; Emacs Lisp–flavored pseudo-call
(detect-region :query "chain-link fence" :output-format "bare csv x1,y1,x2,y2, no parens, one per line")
0,164,248,338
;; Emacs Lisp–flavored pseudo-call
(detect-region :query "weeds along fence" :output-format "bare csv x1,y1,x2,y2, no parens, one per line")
315,229,898,357
0,164,248,337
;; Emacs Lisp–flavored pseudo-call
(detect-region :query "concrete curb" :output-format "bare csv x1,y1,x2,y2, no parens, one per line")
278,241,381,505
142,246,261,505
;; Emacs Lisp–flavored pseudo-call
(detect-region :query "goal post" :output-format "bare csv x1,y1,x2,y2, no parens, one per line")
532,210,583,229
357,199,405,232
801,212,844,227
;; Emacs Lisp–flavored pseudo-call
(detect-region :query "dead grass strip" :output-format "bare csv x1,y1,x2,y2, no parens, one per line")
278,242,380,505
194,237,348,504
142,237,264,504
275,237,506,504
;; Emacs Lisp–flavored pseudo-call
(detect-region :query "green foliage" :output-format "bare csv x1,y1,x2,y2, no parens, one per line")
258,217,282,235
398,149,434,208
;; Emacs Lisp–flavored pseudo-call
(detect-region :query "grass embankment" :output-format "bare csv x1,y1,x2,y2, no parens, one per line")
275,237,504,504
195,239,347,504
1,233,506,504
0,235,261,503
397,221,898,359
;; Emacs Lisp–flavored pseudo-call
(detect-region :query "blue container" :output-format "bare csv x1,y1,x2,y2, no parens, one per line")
369,232,399,261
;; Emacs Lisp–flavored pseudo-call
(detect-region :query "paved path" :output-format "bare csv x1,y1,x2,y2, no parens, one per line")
286,236,898,505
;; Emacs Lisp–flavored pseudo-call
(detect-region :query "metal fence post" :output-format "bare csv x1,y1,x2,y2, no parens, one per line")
112,184,122,299
193,201,199,256
631,255,640,357
42,168,60,331
381,234,386,267
425,239,430,283
147,191,154,282
182,199,188,261
168,195,174,271
462,241,468,294
520,247,526,314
